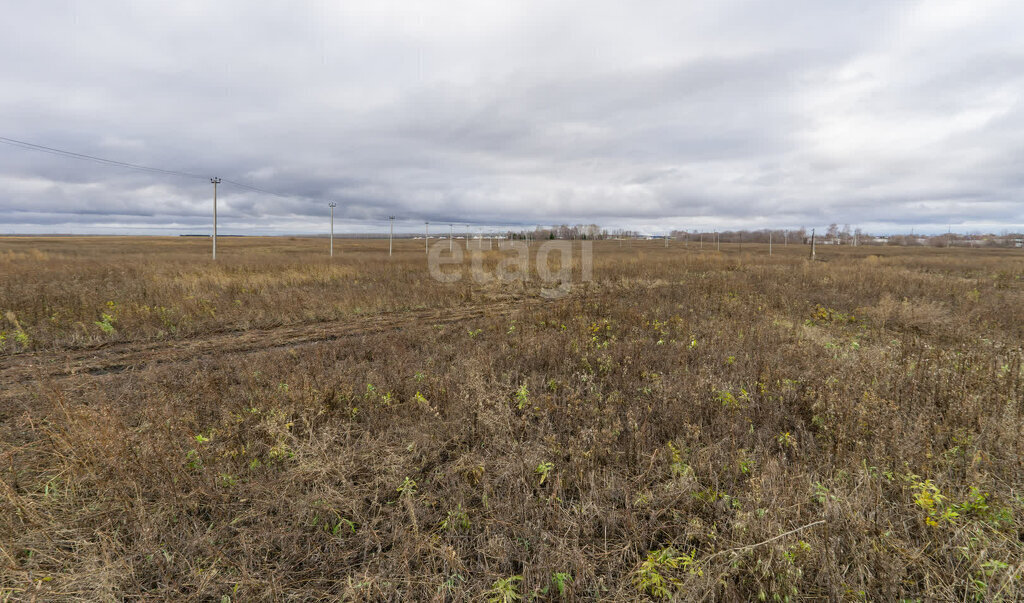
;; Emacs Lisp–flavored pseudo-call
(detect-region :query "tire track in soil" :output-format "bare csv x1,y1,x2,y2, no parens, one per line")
0,298,534,387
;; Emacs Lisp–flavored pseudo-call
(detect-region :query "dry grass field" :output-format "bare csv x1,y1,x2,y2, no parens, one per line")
1,236,1023,601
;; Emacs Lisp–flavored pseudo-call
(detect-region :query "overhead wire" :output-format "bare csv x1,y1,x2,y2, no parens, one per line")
0,136,209,180
0,135,547,230
0,135,301,200
219,178,294,199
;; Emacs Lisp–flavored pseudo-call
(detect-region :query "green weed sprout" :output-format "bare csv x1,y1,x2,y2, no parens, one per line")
535,461,554,486
485,575,522,603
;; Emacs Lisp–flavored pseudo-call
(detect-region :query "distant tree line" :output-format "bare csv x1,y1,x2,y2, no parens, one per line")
501,223,1023,248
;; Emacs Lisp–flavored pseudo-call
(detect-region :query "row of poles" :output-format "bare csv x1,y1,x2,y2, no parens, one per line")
334,219,789,260
209,178,795,260
211,177,542,260
661,230,788,255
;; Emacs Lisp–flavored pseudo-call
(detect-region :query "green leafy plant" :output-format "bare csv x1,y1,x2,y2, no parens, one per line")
94,300,117,335
551,572,572,597
515,384,529,410
95,312,116,335
667,442,692,478
364,383,392,406
4,311,29,349
535,461,554,486
737,452,753,475
397,476,417,496
777,432,797,450
185,449,202,471
414,391,430,407
331,517,357,535
813,481,837,505
485,575,522,603
717,390,739,409
969,559,1011,601
912,479,958,526
633,547,701,599
439,573,465,596
440,505,471,532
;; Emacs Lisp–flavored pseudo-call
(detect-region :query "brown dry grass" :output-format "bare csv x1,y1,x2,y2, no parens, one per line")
1,237,1023,601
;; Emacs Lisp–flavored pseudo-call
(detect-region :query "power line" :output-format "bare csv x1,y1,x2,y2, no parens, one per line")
0,136,208,180
0,135,300,200
218,177,294,199
0,136,614,230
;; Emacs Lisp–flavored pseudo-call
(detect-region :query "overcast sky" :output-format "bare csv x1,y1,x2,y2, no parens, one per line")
2,0,1023,235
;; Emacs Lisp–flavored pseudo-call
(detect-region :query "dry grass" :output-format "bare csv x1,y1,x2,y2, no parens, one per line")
1,237,1023,601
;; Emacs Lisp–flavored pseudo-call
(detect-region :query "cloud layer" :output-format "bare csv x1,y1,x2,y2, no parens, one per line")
2,0,1023,234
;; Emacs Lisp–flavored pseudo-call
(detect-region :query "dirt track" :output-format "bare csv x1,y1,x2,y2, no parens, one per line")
0,298,532,387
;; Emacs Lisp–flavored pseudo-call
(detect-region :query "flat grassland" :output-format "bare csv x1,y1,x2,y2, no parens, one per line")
1,237,1022,600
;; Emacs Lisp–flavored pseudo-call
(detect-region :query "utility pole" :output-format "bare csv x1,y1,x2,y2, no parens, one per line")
810,228,816,260
769,231,772,256
389,216,395,257
716,231,720,252
210,177,221,260
328,202,337,257
425,221,429,255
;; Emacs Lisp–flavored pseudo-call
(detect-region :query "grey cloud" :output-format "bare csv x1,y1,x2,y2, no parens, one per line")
2,0,1023,235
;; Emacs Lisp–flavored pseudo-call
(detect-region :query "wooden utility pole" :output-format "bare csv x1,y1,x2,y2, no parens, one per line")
389,216,395,256
328,202,337,257
210,177,220,260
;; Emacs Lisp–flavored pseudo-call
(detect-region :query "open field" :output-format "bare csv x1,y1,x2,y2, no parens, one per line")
2,237,1023,600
